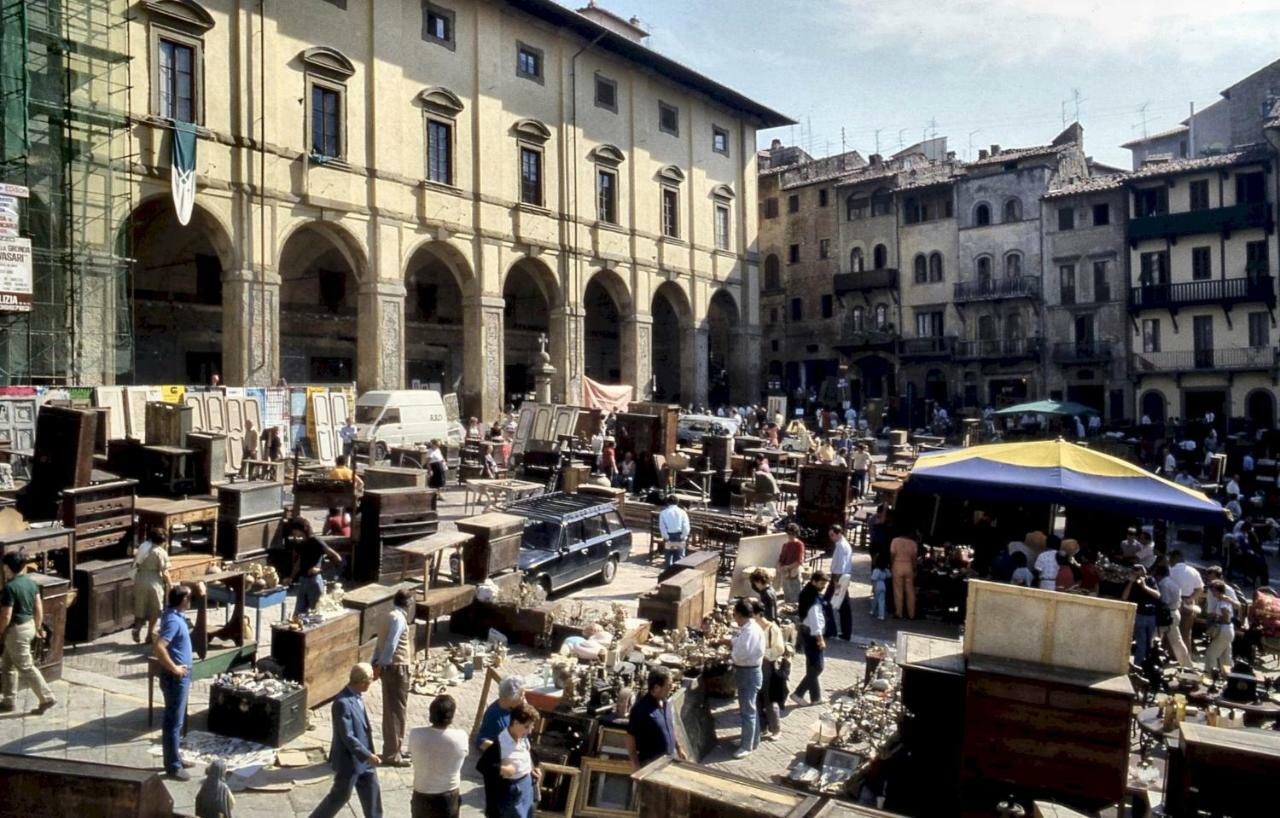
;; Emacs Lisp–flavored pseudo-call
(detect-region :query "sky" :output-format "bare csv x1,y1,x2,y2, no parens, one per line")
580,0,1280,168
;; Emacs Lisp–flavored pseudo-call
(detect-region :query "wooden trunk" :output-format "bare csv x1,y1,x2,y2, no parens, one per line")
208,681,307,747
185,432,227,494
363,466,428,490
144,401,193,447
28,572,70,682
1165,722,1280,818
270,610,361,709
632,757,819,818
659,551,718,606
68,558,135,643
340,581,419,645
217,480,285,520
455,512,524,581
637,592,699,634
0,753,174,818
61,480,137,558
959,656,1133,812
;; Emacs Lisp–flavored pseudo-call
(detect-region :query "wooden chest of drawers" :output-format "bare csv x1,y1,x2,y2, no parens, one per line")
68,558,135,643
356,487,439,583
270,610,361,709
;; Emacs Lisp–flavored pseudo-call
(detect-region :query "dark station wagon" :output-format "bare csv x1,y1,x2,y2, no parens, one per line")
503,493,632,595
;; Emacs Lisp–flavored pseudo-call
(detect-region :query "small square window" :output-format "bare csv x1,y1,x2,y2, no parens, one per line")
594,74,617,112
1092,203,1109,226
1192,246,1212,280
764,198,778,219
1189,179,1210,211
1057,207,1074,230
770,339,779,351
516,42,543,82
659,102,679,136
423,4,455,48
712,125,729,155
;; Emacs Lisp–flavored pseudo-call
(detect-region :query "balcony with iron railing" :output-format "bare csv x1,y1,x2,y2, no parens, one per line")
1128,202,1273,242
836,326,899,353
954,275,1041,303
898,335,957,359
954,337,1044,361
1130,346,1277,373
1127,274,1276,313
1051,341,1114,365
833,268,899,295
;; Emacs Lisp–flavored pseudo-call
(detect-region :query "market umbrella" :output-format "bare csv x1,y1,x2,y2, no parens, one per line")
901,439,1228,526
993,399,1098,417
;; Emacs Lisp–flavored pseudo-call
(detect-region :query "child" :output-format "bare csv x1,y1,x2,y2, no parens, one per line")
868,551,890,621
1009,551,1034,587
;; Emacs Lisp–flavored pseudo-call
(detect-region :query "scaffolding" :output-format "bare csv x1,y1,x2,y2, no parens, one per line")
0,0,133,385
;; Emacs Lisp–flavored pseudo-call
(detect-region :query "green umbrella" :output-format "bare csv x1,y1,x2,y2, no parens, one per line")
993,399,1099,417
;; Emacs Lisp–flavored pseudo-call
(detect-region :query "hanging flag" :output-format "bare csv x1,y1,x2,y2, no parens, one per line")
170,120,198,225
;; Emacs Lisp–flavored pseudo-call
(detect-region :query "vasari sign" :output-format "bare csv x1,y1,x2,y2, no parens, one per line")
0,238,33,312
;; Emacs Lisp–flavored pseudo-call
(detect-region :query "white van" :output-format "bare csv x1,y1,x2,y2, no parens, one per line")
353,390,463,461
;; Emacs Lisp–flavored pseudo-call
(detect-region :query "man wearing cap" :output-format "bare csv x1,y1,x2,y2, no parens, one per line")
310,663,382,818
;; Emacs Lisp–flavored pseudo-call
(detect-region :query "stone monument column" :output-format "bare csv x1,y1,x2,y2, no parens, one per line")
550,304,584,405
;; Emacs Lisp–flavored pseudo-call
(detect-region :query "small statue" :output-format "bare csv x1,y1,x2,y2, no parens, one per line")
195,757,235,818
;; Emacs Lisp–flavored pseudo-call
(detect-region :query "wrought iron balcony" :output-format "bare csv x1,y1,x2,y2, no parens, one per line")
1128,202,1273,242
1127,275,1276,313
954,337,1044,361
836,328,898,353
833,268,899,295
1051,341,1114,365
954,275,1041,303
898,335,956,359
1130,346,1277,374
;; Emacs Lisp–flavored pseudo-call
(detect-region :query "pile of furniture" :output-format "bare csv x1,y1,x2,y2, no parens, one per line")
354,486,439,582
637,551,719,632
216,480,285,563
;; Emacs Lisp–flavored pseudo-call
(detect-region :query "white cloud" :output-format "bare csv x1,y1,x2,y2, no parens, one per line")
834,0,1279,66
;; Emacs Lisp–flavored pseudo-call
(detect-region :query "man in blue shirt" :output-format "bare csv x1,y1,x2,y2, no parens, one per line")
152,584,194,780
626,667,687,769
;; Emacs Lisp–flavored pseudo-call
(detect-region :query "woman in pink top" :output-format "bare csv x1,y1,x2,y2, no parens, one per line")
889,533,918,619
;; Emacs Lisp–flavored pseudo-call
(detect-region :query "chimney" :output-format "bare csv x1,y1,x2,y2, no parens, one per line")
770,139,783,152
989,144,1001,156
576,2,649,42
978,149,989,161
869,153,883,166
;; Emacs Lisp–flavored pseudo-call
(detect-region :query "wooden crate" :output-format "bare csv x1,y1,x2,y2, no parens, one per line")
963,579,1135,676
270,609,361,709
363,466,428,491
68,558,135,643
637,592,699,634
632,757,819,818
455,511,524,581
1165,722,1280,818
960,655,1133,811
0,753,174,818
656,569,704,601
341,581,418,644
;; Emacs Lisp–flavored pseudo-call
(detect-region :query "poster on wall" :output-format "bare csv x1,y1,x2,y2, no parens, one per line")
0,236,32,312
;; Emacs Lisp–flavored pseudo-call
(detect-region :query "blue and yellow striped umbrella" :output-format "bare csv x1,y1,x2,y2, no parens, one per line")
903,439,1228,526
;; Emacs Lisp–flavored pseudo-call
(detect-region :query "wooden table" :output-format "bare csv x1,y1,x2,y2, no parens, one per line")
392,530,473,588
869,479,903,505
135,496,219,549
207,583,288,643
167,552,220,583
463,477,544,514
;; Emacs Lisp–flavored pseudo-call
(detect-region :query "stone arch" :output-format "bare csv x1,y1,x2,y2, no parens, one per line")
503,257,557,400
403,240,474,392
1246,388,1275,430
652,280,694,403
705,288,740,407
973,201,992,227
583,268,630,384
850,246,864,272
278,220,369,384
1140,390,1167,424
123,195,237,384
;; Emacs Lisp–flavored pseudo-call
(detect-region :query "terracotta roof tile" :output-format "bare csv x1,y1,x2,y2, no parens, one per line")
966,143,1066,167
1124,143,1273,181
1120,125,1189,148
1043,174,1127,200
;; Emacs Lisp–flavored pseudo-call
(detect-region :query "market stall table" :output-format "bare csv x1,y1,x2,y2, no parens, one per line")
134,496,219,547
206,583,288,642
392,530,473,587
463,477,544,514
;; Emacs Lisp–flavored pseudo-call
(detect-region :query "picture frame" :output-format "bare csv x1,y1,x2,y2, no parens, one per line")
536,762,581,818
512,404,537,456
533,708,598,767
593,724,630,759
575,757,639,818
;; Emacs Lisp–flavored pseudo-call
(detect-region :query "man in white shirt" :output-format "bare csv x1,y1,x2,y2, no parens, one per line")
410,695,469,818
1034,545,1062,591
850,445,872,498
729,599,765,759
1168,550,1204,651
825,525,854,640
657,495,691,568
372,591,414,766
1135,532,1157,570
792,572,829,707
1164,450,1177,474
1225,474,1241,499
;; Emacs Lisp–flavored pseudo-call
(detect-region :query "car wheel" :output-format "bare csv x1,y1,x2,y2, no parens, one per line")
374,442,388,462
599,555,619,586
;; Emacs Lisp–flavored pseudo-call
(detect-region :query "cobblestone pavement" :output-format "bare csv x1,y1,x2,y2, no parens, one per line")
0,486,958,817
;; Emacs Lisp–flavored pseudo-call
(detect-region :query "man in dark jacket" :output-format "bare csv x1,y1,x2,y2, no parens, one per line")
309,663,382,818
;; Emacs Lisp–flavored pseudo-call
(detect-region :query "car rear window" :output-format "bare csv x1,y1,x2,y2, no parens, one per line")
522,519,560,550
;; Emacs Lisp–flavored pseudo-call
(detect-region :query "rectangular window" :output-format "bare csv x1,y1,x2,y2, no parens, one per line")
788,244,800,264
423,4,454,47
916,311,943,337
1059,264,1076,305
847,196,867,221
596,169,617,224
1140,251,1170,285
764,198,778,219
1142,318,1161,353
1092,260,1111,302
1189,179,1210,211
821,295,833,318
787,194,799,214
1249,312,1270,348
790,298,803,321
714,204,730,250
1191,246,1212,280
659,102,679,136
1057,207,1074,231
1134,187,1168,217
516,43,543,81
661,187,679,238
519,146,542,206
1092,203,1110,226
594,74,617,112
426,120,452,185
1237,171,1266,205
1246,240,1269,276
818,189,829,207
712,126,729,155
311,85,342,158
158,38,196,122
819,239,831,259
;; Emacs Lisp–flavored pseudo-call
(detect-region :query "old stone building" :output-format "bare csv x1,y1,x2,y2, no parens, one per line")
1041,175,1131,421
5,0,791,416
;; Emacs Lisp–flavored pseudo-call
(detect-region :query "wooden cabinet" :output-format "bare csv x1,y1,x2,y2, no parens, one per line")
68,558,135,643
796,464,852,531
341,581,418,645
455,511,523,581
0,754,174,818
61,480,137,558
0,528,74,577
27,572,70,682
959,656,1133,812
270,610,361,709
356,487,438,583
1165,722,1280,818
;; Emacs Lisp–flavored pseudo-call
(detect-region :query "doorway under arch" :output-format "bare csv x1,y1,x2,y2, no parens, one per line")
278,223,364,384
652,282,692,403
503,259,554,401
1140,390,1167,424
404,243,467,392
706,289,739,407
584,273,626,384
1246,388,1275,430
